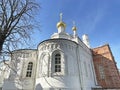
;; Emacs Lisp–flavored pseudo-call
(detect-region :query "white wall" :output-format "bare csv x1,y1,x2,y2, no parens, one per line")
0,61,10,88
36,39,98,90
1,38,98,90
2,49,37,90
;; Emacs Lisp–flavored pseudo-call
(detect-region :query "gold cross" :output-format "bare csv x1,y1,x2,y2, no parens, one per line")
60,13,63,21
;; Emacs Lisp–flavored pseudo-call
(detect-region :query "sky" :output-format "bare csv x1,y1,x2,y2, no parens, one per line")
32,0,120,69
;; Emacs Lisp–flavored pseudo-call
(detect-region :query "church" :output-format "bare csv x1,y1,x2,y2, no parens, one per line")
0,14,120,90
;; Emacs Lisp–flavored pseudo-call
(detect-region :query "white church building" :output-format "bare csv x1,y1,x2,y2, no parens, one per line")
0,14,100,90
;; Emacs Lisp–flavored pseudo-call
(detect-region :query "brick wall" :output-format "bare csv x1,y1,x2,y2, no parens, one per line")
92,44,120,88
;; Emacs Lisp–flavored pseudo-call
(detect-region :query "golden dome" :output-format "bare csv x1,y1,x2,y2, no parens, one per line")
72,26,77,31
57,21,66,28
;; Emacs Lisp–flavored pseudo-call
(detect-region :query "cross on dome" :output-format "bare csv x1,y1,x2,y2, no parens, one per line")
72,21,77,31
73,21,76,26
60,13,63,21
57,13,66,29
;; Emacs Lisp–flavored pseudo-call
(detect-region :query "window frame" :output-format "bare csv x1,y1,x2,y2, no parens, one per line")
26,62,33,77
98,65,105,79
54,53,61,73
51,50,65,76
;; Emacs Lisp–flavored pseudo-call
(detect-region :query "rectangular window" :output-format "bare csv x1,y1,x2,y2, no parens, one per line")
26,62,33,77
98,65,105,79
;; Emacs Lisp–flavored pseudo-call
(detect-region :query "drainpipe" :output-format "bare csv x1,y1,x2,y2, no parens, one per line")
33,51,38,90
76,44,83,90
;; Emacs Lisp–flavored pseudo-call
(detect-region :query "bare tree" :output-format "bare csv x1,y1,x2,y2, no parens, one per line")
0,0,40,55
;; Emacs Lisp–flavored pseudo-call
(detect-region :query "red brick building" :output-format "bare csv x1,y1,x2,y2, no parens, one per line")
92,44,120,88
119,70,120,76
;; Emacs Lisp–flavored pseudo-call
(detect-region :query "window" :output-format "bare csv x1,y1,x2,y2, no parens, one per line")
99,65,105,79
26,62,33,77
55,54,61,72
51,50,65,76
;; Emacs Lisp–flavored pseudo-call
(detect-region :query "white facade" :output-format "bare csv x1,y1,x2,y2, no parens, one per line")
0,15,99,90
0,61,10,89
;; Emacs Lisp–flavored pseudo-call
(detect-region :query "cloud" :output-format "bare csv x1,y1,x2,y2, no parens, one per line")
82,1,109,34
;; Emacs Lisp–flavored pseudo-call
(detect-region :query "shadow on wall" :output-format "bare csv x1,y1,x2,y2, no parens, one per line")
35,83,43,90
2,79,24,90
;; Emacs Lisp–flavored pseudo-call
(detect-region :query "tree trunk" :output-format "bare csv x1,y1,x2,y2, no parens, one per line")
0,36,5,54
0,41,4,53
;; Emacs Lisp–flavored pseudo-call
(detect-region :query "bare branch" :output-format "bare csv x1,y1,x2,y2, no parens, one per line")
0,0,40,54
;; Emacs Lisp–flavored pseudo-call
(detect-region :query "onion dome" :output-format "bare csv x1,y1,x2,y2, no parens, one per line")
57,13,66,28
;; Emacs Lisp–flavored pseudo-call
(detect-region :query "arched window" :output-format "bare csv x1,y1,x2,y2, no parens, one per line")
55,54,61,72
26,62,33,77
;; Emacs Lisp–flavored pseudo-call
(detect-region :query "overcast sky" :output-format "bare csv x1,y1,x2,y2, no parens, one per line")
33,0,120,69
